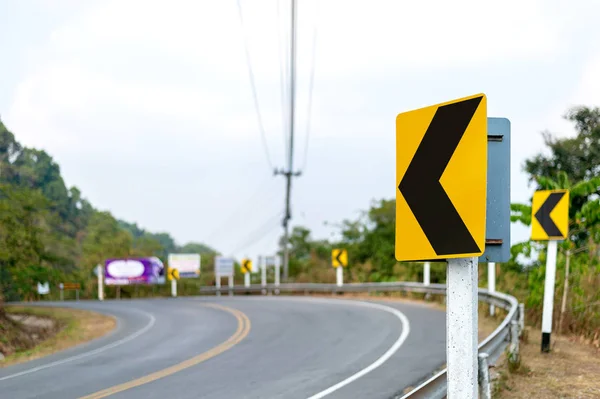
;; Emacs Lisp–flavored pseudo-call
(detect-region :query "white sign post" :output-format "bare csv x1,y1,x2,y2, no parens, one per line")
171,279,177,297
215,256,234,297
336,266,343,287
260,256,267,294
423,261,430,286
447,257,479,398
244,272,250,288
274,256,280,295
97,264,104,301
541,240,558,352
488,262,496,316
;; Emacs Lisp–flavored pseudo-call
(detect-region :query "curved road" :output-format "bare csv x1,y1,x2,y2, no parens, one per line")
0,297,446,399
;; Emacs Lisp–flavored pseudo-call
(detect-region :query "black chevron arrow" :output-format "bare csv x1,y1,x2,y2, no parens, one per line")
398,96,483,256
335,250,344,265
535,192,565,237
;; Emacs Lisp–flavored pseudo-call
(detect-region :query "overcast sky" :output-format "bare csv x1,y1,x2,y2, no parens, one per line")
1,0,600,264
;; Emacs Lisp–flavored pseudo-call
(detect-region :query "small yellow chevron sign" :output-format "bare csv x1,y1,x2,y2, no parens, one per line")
241,259,253,274
332,249,348,268
167,267,180,281
531,190,569,241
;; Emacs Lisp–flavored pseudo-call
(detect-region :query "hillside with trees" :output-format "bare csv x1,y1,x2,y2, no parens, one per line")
0,118,217,304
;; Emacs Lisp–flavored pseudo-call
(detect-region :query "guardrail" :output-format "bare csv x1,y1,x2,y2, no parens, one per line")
199,282,522,398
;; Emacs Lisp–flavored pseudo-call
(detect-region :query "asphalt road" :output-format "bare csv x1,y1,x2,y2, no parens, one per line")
0,296,446,399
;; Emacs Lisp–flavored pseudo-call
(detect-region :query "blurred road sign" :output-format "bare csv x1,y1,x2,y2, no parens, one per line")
531,190,569,240
215,256,234,276
62,283,80,290
37,282,50,295
331,249,348,267
396,93,487,261
168,253,201,278
167,267,180,281
241,259,253,274
265,256,276,267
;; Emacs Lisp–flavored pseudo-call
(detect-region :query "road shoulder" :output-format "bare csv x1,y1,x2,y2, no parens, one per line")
1,305,116,367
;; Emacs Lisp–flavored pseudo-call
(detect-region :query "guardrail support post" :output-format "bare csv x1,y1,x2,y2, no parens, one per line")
509,320,520,365
477,353,491,399
518,303,525,336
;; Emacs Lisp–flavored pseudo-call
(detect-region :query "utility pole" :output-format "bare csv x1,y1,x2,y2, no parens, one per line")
275,0,300,281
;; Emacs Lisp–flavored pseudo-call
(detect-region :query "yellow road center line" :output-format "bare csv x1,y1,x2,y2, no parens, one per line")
79,303,251,399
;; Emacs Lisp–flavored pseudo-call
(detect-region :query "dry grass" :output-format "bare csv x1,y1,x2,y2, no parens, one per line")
494,328,600,398
1,306,116,367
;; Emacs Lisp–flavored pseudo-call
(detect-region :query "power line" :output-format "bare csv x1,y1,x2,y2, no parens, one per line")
202,175,279,243
230,209,284,254
236,0,274,170
300,1,319,171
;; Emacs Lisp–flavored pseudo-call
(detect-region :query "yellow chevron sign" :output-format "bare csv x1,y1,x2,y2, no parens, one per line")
332,249,348,267
167,267,180,281
531,190,569,241
241,259,253,274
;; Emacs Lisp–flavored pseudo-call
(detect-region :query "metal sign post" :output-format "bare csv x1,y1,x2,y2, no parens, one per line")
335,266,343,287
274,257,281,295
447,257,479,397
215,271,221,297
97,264,104,301
171,279,177,297
260,256,267,294
541,239,558,351
59,283,64,301
423,262,430,286
228,275,234,297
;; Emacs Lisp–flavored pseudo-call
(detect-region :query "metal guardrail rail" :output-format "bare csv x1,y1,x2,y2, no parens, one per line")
199,282,521,398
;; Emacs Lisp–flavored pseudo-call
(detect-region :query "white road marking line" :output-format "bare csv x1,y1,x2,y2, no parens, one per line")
0,309,156,381
301,298,411,399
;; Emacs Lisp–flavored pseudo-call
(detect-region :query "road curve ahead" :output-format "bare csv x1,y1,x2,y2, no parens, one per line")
0,296,445,399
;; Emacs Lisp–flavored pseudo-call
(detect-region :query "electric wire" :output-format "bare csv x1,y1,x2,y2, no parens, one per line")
236,0,274,170
300,0,319,171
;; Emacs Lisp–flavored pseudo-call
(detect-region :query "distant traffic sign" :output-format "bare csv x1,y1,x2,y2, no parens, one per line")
396,94,487,261
167,267,180,281
331,249,348,267
61,282,80,290
168,253,201,278
531,190,569,241
265,256,276,267
215,256,234,276
241,259,253,274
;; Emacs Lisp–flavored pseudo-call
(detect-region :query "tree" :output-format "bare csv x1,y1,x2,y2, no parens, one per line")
179,242,217,255
81,212,133,273
0,185,56,301
525,106,600,185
